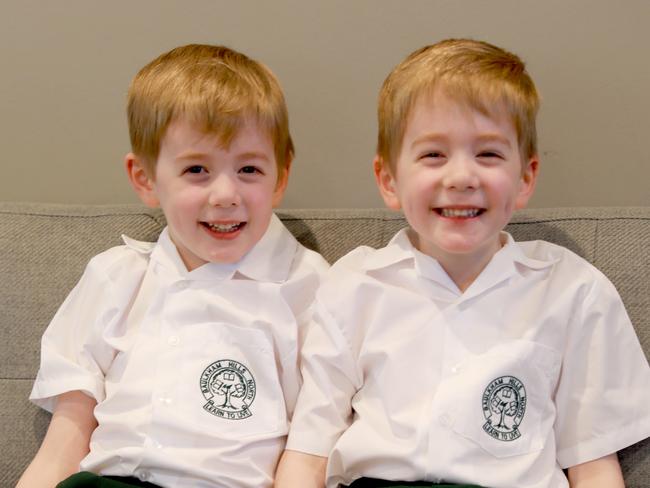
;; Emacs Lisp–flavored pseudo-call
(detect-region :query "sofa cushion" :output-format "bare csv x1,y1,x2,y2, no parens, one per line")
1,203,648,487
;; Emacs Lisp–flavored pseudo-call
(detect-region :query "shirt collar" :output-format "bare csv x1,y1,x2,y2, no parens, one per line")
233,213,298,283
364,228,555,295
459,232,555,300
363,227,416,271
127,213,297,283
498,232,556,270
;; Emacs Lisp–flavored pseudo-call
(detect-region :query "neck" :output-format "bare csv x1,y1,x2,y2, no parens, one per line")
412,231,504,293
440,254,492,292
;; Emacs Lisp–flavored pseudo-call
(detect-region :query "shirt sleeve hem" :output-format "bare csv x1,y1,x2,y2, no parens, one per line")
557,416,650,468
285,433,335,458
29,378,104,413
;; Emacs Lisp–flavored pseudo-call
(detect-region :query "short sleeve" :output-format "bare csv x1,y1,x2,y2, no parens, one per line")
277,244,330,419
286,297,360,456
554,271,650,468
29,252,131,412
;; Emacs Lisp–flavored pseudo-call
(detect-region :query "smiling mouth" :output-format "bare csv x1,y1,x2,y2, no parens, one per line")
434,208,485,218
201,222,246,233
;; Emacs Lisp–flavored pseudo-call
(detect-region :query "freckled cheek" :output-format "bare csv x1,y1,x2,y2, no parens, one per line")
402,201,431,226
172,196,200,213
489,178,518,209
176,187,210,205
164,198,203,226
248,187,277,208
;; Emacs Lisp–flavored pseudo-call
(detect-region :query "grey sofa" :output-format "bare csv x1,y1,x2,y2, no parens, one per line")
1,202,648,487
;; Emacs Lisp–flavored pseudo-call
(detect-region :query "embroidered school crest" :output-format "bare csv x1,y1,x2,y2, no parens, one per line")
200,359,256,420
481,375,526,441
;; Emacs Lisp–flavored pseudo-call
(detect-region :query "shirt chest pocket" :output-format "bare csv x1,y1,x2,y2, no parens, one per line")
438,340,560,458
169,322,287,439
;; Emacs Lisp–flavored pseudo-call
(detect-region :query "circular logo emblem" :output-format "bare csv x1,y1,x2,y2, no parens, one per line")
481,375,526,442
200,359,256,420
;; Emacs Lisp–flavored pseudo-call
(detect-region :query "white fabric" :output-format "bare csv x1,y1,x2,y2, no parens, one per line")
30,214,329,488
287,228,650,488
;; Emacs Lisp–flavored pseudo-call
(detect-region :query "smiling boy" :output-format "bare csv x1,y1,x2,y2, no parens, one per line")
131,116,285,268
276,39,650,488
379,91,534,291
18,44,328,488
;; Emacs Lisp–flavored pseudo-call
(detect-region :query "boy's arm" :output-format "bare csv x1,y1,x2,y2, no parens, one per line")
567,453,624,488
17,390,97,488
274,450,327,488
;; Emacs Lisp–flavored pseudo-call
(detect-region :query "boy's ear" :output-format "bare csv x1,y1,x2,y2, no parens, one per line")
374,155,401,210
125,153,159,208
515,156,539,210
272,160,291,207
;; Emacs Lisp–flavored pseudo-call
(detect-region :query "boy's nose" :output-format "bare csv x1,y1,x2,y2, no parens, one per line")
442,156,479,191
208,175,241,207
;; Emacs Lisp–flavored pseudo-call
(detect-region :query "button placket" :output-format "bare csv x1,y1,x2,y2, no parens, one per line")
154,280,187,414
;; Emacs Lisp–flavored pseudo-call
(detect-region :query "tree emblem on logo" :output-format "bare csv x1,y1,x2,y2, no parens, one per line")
200,359,256,420
481,376,526,442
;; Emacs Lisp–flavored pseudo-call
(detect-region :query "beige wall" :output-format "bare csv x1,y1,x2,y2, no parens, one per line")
1,0,648,209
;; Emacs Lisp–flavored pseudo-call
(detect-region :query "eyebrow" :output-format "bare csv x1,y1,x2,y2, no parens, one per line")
174,150,272,163
475,134,512,147
175,152,208,162
411,134,447,147
411,133,512,148
236,151,272,163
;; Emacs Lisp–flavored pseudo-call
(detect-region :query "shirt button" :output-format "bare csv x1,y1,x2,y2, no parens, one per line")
451,366,459,374
136,471,150,482
438,414,452,427
168,335,180,346
174,281,189,291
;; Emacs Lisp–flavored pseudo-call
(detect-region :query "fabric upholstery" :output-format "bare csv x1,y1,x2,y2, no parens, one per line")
1,203,648,487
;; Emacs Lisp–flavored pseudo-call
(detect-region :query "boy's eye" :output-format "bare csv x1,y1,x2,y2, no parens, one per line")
419,151,446,165
478,151,503,159
240,165,261,175
419,151,445,161
184,165,207,174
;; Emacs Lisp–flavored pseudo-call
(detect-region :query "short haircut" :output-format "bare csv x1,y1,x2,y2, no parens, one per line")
377,39,540,169
127,44,293,175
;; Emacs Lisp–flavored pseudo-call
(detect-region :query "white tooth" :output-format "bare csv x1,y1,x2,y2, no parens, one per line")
209,223,239,232
441,208,479,218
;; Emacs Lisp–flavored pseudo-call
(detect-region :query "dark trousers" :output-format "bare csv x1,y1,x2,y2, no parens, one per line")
57,471,162,488
347,478,485,488
58,471,484,488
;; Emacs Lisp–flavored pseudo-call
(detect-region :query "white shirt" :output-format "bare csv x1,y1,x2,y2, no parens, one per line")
30,214,329,488
287,229,650,488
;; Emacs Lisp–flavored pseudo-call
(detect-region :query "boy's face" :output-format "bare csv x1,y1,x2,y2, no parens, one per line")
127,118,288,270
375,92,537,268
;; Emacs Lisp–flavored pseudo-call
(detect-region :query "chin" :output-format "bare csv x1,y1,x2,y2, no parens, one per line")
207,255,242,265
208,248,249,264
